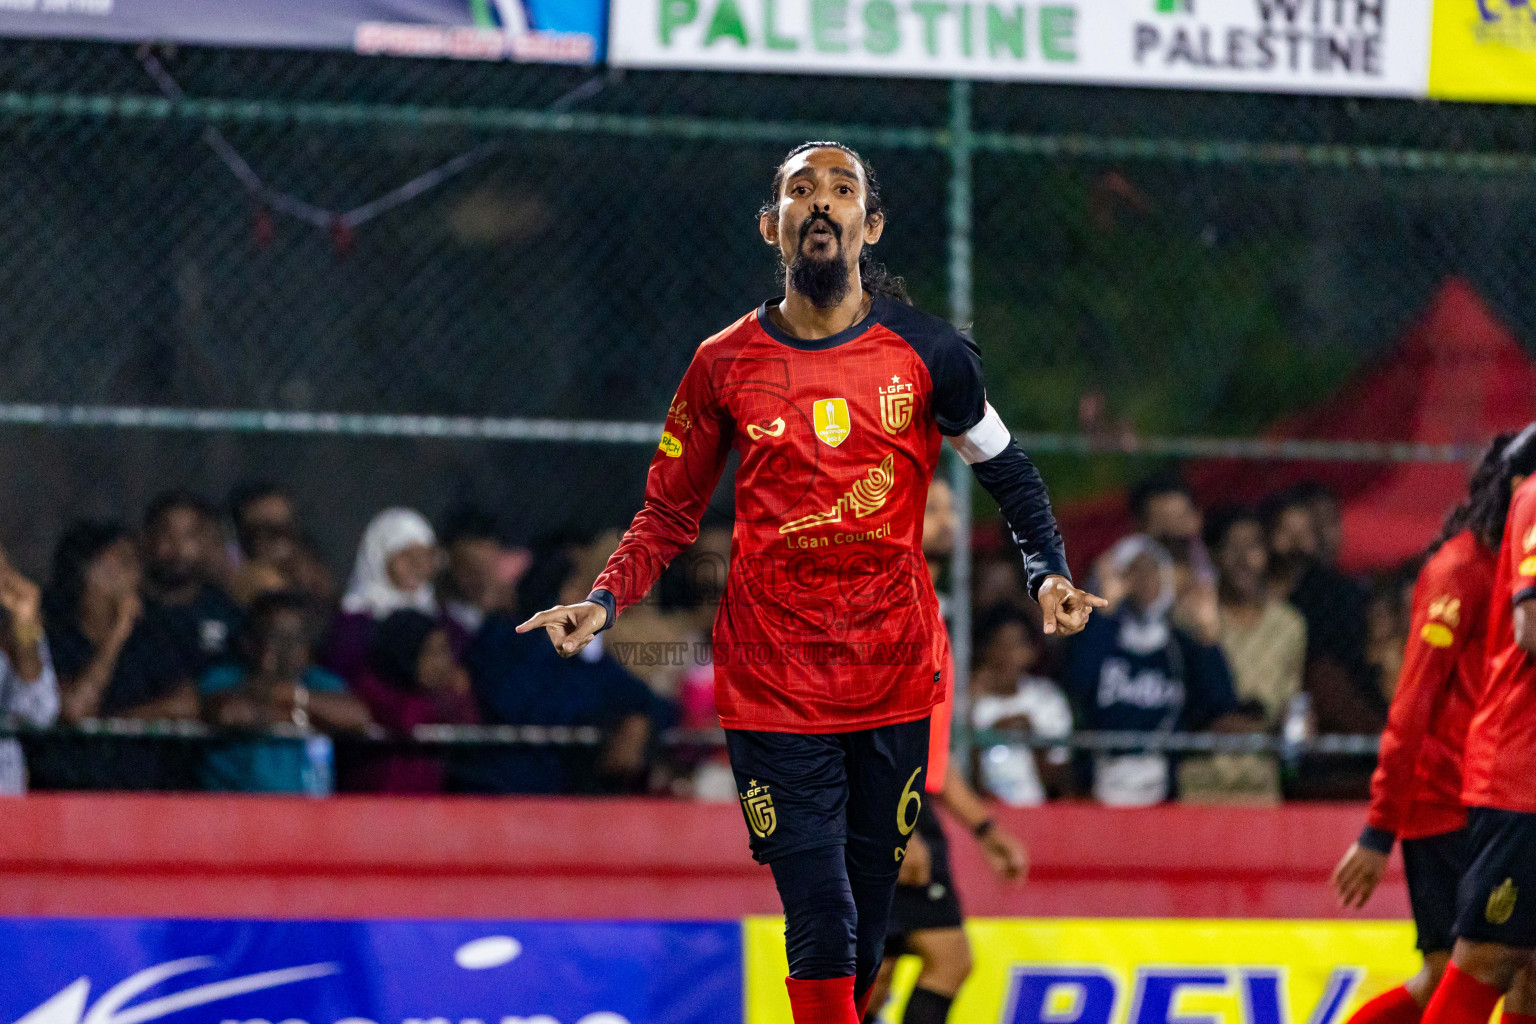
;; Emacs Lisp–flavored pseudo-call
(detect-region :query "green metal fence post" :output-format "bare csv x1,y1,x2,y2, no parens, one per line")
945,78,975,782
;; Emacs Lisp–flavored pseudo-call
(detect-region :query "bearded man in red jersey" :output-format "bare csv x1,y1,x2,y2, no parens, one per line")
519,142,1103,1024
1412,423,1536,1024
1333,431,1535,1024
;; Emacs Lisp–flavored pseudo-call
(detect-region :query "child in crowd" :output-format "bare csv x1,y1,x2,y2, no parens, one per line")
201,591,371,794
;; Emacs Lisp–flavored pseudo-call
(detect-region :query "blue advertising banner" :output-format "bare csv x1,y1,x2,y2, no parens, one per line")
1,918,741,1024
0,0,604,63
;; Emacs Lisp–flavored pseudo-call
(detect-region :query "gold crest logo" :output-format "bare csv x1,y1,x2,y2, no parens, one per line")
1521,556,1536,578
813,398,851,448
658,431,683,458
1428,595,1461,628
780,454,896,534
746,418,786,441
740,779,776,838
1421,623,1455,649
880,393,915,434
1488,878,1518,925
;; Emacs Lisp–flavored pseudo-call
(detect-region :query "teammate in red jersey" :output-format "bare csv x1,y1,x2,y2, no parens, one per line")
1330,434,1515,1024
1415,423,1536,1024
518,142,1103,1024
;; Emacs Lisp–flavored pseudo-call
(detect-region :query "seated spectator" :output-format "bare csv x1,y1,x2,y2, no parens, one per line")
1292,481,1344,569
227,483,334,608
455,542,673,795
40,521,198,789
228,522,302,607
201,592,371,794
1264,487,1384,734
970,604,1074,805
343,609,479,794
1066,534,1247,807
141,491,243,680
1178,507,1308,804
972,554,1027,614
439,507,528,639
1125,471,1220,643
0,546,59,794
325,508,459,684
228,481,299,545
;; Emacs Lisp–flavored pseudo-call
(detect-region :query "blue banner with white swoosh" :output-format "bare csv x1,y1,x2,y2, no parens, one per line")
1,918,741,1024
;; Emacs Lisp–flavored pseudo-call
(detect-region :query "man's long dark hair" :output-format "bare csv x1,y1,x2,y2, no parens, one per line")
762,141,910,305
1430,424,1536,556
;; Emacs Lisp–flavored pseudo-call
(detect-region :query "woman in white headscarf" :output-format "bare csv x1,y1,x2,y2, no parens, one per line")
325,509,459,684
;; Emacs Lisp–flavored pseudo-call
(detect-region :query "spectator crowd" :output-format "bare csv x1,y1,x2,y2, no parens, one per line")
0,472,1408,803
967,473,1407,808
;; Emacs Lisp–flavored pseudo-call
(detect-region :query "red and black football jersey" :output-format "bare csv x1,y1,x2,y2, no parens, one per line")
588,294,1069,734
1464,477,1536,813
1361,530,1494,849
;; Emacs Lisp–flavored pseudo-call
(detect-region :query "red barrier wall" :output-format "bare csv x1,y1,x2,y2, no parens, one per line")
0,796,1408,920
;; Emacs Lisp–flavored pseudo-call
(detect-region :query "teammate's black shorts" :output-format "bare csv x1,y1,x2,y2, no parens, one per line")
1454,807,1536,948
886,804,964,955
724,717,931,865
1402,828,1469,953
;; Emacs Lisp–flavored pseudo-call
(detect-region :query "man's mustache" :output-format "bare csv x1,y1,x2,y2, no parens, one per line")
798,214,842,244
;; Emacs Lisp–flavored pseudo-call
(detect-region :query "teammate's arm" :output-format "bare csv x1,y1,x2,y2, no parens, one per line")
930,330,1105,635
519,350,733,657
938,769,1028,881
1333,557,1471,909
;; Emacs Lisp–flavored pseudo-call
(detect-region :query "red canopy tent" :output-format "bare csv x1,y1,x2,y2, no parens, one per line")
1047,278,1536,574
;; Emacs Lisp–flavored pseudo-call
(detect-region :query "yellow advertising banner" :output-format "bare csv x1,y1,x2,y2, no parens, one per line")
1429,0,1536,102
745,917,1421,1024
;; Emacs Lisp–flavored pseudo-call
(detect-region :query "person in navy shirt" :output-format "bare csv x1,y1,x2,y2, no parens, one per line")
1068,534,1241,806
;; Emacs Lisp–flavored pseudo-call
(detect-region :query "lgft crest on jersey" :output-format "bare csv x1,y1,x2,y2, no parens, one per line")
878,375,916,435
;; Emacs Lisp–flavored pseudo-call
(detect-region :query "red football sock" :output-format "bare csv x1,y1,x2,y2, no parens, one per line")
786,976,859,1024
1345,986,1423,1024
1500,1012,1536,1024
1423,963,1505,1024
855,984,873,1021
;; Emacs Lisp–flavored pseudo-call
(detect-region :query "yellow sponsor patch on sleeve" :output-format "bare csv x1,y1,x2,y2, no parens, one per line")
658,430,683,458
1520,556,1536,578
1421,622,1455,649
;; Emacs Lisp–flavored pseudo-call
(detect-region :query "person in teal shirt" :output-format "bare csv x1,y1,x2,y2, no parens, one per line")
201,591,371,793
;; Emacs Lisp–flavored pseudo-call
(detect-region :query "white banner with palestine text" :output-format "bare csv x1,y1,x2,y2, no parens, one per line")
609,0,1434,96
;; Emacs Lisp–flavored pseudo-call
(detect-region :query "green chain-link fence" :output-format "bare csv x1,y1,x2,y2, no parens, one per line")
2,40,1534,790
0,39,1533,577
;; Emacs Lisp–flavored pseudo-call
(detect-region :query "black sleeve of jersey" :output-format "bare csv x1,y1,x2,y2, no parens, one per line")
881,300,986,436
972,441,1072,600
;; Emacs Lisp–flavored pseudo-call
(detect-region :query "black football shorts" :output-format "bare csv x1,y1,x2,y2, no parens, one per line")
1454,807,1536,948
724,717,931,866
1402,828,1469,953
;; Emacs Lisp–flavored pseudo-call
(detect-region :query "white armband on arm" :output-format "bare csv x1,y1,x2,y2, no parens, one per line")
946,402,1011,464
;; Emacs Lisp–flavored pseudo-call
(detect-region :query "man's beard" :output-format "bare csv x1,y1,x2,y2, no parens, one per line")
787,215,851,309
